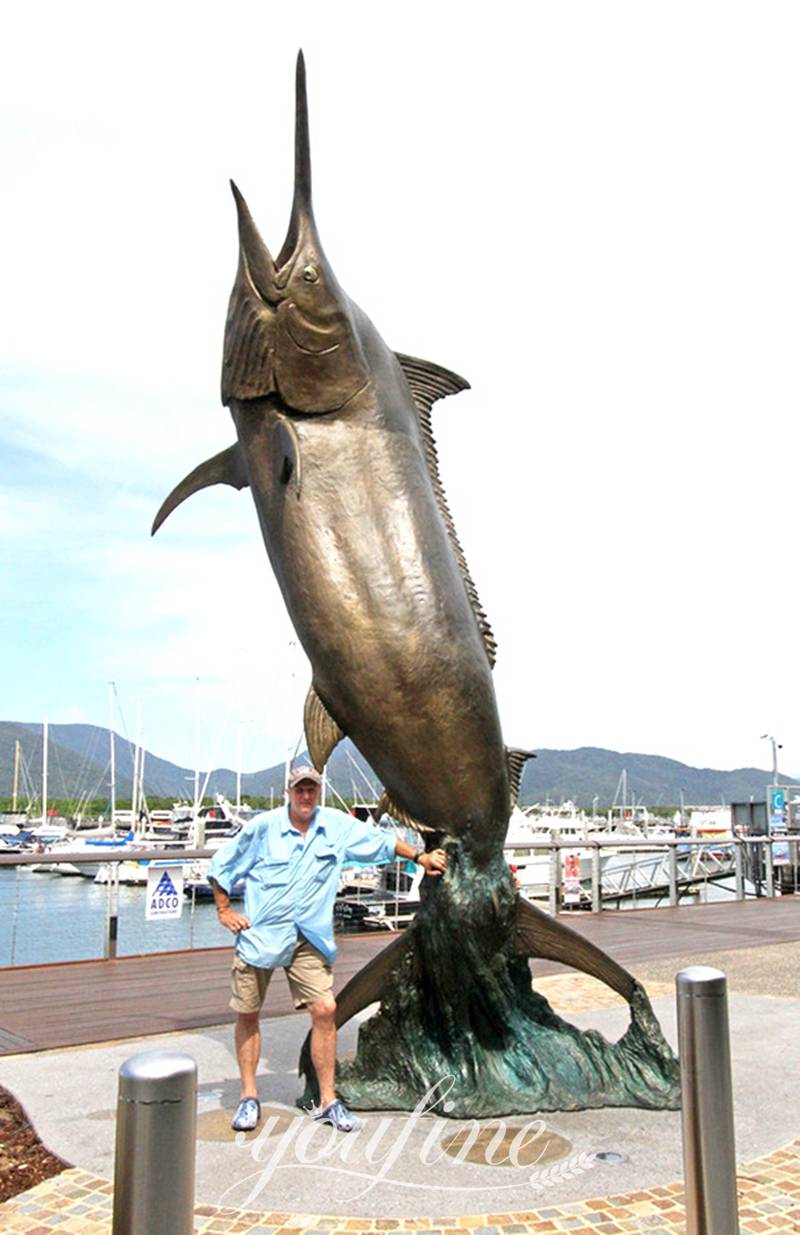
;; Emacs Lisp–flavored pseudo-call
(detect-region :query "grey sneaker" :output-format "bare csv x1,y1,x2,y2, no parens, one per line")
315,1099,361,1132
231,1096,261,1131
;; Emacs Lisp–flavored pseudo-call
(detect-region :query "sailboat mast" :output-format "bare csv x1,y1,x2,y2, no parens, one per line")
138,746,147,834
193,678,200,818
108,681,116,826
236,720,242,813
42,718,48,825
12,740,19,813
132,700,141,835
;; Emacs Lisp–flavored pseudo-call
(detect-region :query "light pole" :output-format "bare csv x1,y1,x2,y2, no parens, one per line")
760,733,782,784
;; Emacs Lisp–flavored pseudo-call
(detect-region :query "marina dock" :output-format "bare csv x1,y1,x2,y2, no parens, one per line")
2,897,800,1232
2,897,798,1055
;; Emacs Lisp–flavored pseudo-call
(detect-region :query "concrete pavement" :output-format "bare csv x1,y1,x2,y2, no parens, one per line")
2,945,798,1220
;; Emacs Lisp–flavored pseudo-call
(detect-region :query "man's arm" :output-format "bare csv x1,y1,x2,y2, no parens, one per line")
208,822,259,934
341,813,447,875
394,837,447,877
210,877,251,934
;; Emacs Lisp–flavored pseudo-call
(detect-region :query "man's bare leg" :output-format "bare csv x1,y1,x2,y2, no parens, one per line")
235,1011,261,1099
308,996,337,1108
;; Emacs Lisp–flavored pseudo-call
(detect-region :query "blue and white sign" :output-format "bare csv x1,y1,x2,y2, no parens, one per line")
146,865,184,920
770,787,786,831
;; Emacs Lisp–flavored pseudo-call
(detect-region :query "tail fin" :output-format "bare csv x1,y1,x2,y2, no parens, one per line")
514,895,636,1001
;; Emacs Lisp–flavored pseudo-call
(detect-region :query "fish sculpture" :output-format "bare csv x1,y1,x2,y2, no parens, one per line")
153,53,680,1116
154,53,523,862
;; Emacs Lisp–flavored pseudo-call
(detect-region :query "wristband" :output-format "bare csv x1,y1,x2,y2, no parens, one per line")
413,849,424,864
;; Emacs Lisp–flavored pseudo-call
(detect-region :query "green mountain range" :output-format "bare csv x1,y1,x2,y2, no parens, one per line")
0,720,789,810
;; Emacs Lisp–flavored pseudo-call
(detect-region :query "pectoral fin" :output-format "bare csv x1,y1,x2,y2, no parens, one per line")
514,895,635,1002
304,685,345,770
151,444,249,535
375,790,436,834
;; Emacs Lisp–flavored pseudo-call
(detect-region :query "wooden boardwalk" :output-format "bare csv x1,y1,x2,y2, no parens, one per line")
1,898,797,1055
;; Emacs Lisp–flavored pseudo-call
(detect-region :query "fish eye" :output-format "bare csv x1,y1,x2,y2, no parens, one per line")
302,264,319,283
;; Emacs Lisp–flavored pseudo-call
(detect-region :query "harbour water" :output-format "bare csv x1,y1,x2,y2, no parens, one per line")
0,864,747,968
0,868,227,967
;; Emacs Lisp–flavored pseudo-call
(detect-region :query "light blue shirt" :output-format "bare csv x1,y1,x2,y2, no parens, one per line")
209,804,398,968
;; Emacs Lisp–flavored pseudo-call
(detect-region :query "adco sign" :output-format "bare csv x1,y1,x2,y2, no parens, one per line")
145,864,184,921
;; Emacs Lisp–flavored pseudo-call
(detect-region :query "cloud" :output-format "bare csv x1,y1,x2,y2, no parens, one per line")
2,3,800,776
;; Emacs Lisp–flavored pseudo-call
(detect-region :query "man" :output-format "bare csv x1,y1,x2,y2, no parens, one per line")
209,766,447,1133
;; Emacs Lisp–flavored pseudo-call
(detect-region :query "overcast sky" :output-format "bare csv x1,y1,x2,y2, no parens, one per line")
2,2,798,783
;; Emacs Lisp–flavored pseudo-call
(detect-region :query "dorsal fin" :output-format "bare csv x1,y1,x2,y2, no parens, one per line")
506,747,536,808
396,352,470,410
396,352,497,667
304,684,345,771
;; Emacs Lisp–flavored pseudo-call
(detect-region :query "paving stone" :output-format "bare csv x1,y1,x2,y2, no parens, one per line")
2,1136,800,1234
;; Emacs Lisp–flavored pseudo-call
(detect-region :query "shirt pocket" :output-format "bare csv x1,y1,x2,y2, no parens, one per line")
254,858,291,888
312,848,338,883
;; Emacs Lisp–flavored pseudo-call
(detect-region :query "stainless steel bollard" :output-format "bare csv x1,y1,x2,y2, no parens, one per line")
667,845,678,907
591,845,602,912
112,1051,197,1235
548,847,559,915
676,967,739,1235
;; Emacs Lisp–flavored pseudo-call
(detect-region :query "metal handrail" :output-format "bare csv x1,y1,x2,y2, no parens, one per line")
500,834,791,850
0,846,214,866
0,835,793,866
503,834,797,914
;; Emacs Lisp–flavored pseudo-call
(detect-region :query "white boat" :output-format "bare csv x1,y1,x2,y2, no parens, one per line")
168,794,253,842
349,863,425,931
28,832,134,877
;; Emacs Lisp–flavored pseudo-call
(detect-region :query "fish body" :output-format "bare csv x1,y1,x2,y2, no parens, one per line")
154,54,519,856
232,354,508,841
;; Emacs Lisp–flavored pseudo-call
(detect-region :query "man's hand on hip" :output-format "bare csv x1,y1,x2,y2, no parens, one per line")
218,906,251,933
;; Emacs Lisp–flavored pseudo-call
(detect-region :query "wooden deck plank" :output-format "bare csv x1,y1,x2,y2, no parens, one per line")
1,899,797,1054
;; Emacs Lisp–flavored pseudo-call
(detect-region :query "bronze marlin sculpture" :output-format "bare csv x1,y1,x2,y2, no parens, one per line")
153,52,523,861
153,53,680,1116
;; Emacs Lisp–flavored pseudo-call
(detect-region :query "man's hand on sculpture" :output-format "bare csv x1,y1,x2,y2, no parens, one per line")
218,906,251,933
420,849,447,877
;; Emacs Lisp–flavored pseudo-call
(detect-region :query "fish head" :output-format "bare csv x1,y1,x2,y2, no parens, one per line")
222,52,368,415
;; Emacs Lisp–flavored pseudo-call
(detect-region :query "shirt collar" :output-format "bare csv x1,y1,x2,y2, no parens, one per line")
281,804,325,835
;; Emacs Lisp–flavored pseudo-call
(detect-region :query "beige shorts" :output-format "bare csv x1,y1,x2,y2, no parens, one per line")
230,936,334,1014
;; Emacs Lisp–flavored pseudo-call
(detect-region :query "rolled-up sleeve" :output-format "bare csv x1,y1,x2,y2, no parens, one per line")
342,819,398,865
209,823,259,893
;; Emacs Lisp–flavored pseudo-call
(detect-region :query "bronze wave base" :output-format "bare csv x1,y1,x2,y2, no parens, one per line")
298,844,681,1117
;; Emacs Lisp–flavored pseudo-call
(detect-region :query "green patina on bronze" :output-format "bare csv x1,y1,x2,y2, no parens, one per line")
299,843,679,1116
154,52,681,1116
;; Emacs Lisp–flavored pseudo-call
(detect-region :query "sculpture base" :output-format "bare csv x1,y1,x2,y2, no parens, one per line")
304,844,681,1117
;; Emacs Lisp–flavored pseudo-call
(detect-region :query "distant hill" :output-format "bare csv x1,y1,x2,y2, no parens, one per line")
518,747,788,808
0,721,381,807
0,720,789,809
